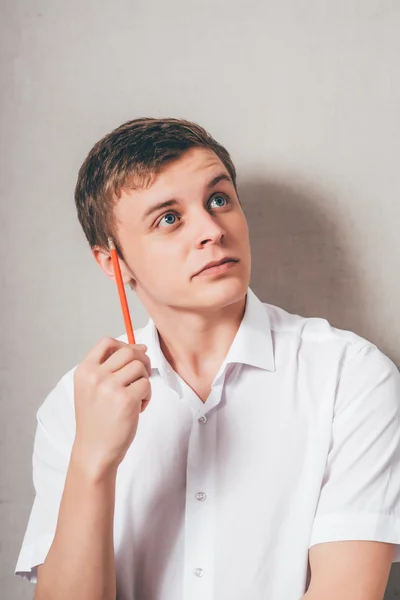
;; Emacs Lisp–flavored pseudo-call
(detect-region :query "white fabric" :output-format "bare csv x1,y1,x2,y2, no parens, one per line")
15,287,400,599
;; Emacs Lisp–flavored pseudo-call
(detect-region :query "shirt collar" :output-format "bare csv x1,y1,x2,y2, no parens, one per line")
139,287,275,383
221,286,276,373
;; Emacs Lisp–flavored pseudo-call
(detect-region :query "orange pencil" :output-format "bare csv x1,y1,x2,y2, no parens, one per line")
108,237,136,345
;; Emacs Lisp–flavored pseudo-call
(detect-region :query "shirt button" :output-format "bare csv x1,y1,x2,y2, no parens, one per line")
196,492,206,502
198,415,207,424
194,568,204,578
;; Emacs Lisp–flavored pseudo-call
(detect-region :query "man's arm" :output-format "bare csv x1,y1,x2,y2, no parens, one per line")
34,448,117,600
303,346,400,598
33,337,152,600
302,541,394,600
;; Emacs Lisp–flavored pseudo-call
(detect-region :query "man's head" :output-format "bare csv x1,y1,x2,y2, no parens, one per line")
75,117,251,315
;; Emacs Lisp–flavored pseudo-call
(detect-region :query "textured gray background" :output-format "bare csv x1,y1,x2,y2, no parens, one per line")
1,1,400,598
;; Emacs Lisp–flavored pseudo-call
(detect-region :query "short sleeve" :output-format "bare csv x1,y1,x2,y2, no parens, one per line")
15,373,76,582
309,343,400,559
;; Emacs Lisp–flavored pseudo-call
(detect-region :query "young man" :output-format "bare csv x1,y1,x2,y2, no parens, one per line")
16,118,400,600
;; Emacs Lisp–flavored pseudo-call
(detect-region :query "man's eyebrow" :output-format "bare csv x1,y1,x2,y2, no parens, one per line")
206,172,232,189
142,172,233,221
142,199,180,221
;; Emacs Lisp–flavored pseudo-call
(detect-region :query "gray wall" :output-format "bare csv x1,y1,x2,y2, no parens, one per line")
1,1,399,598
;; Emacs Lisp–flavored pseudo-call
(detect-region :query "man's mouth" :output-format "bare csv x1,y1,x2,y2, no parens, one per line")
194,257,239,277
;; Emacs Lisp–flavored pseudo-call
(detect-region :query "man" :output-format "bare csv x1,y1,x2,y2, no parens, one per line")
15,118,400,599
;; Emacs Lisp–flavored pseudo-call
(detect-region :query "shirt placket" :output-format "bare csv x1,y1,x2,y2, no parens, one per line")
183,385,220,600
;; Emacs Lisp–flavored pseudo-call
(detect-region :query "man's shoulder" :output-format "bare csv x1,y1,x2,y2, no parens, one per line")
263,301,374,356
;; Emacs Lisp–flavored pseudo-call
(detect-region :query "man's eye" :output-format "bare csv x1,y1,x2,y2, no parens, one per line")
156,195,229,228
157,213,179,228
210,194,228,208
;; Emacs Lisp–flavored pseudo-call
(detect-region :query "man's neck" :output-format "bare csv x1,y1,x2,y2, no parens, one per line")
147,293,247,383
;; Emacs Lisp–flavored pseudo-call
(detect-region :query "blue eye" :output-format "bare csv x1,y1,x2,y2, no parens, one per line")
210,195,227,208
156,194,229,229
158,213,178,228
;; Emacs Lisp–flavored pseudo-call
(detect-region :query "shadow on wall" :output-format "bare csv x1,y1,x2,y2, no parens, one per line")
239,177,367,340
239,177,400,597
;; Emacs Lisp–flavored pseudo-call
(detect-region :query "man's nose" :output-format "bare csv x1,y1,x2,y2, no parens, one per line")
193,210,226,247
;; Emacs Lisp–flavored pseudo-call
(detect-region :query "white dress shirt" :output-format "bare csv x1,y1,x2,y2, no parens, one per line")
15,287,400,599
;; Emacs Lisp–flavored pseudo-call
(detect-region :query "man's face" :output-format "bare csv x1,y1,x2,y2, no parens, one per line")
112,146,251,313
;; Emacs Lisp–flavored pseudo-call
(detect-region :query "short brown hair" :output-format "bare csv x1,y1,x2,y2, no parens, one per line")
74,117,237,265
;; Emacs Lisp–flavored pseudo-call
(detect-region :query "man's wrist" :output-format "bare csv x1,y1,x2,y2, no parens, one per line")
69,441,119,486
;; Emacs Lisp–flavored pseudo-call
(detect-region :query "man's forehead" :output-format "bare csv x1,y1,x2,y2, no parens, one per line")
114,147,233,231
155,146,227,182
119,148,230,203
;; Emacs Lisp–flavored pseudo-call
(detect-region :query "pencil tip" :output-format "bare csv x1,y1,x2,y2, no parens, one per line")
107,237,115,250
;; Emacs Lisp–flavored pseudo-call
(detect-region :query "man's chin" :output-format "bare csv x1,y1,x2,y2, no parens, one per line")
139,275,249,313
192,276,248,307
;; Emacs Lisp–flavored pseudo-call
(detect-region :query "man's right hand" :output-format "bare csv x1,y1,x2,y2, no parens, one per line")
71,336,152,480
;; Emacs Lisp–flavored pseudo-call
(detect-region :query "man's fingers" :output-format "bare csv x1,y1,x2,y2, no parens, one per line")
102,344,151,377
84,336,125,365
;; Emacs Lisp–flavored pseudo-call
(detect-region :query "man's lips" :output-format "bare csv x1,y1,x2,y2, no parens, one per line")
194,257,239,277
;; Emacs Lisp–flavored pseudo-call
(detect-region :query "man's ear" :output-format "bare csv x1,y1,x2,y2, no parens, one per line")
92,245,135,286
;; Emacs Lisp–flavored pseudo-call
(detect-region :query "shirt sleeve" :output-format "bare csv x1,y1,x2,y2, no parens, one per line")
309,342,400,559
15,373,76,583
